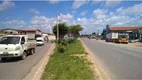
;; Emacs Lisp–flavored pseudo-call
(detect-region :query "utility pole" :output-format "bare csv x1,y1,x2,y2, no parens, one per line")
56,13,59,40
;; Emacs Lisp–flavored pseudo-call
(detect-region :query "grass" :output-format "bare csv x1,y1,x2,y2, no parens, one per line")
41,40,94,80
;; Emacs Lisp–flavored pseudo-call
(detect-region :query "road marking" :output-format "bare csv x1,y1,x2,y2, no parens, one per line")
80,39,112,80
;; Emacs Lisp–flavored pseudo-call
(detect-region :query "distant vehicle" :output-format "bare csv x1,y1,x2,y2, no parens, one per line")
0,35,36,61
106,32,128,44
42,34,49,42
90,35,96,39
36,37,44,46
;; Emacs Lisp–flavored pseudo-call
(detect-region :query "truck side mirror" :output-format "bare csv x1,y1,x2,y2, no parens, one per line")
21,41,25,44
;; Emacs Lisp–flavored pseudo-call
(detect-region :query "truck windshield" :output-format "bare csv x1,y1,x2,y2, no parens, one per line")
0,37,20,44
119,35,128,38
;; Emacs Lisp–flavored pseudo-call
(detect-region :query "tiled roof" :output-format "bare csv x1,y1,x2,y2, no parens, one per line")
21,29,41,32
110,27,142,31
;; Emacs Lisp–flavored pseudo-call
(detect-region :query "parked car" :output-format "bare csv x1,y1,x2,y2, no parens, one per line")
0,35,36,61
36,37,44,46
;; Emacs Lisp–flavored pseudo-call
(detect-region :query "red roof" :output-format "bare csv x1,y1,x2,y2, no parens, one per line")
21,29,41,32
110,27,142,31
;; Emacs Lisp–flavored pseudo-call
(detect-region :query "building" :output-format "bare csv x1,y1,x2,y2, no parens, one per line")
1,28,23,34
21,29,41,40
1,28,41,40
106,26,142,41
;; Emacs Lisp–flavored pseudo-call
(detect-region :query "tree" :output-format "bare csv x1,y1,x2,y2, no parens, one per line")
69,25,83,38
92,32,96,35
101,29,106,39
53,23,68,40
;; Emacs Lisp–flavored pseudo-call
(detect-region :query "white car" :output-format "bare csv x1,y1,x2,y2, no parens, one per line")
36,37,44,46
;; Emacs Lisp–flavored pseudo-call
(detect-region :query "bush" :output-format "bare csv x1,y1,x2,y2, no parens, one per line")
57,44,66,53
60,40,68,46
56,40,68,47
67,38,77,44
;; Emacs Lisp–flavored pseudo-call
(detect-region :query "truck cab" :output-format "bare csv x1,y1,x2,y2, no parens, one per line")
0,35,36,61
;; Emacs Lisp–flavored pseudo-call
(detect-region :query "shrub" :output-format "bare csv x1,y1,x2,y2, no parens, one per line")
67,38,77,44
57,44,66,53
60,40,68,46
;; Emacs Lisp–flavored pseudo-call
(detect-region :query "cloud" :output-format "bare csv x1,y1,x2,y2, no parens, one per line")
29,8,40,14
105,0,122,8
58,13,73,22
80,11,88,16
91,0,102,4
0,20,26,28
48,0,60,4
72,0,88,9
0,0,15,11
93,9,107,19
30,13,73,32
116,3,142,16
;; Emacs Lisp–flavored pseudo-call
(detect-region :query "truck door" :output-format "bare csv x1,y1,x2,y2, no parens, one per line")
21,37,26,51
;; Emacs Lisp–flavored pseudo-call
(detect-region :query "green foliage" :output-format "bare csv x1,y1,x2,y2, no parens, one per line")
92,32,96,35
101,29,106,39
58,40,68,47
53,23,69,39
41,40,94,80
67,38,77,44
69,25,83,37
57,44,66,53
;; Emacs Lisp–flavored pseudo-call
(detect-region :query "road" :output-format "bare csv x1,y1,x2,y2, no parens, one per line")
0,42,51,79
82,38,142,79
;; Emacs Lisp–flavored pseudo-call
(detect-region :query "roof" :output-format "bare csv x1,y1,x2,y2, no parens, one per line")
110,27,142,31
1,28,22,31
4,35,28,37
21,29,41,32
1,28,41,32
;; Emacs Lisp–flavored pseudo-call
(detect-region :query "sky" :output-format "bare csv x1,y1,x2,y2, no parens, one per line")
0,0,142,34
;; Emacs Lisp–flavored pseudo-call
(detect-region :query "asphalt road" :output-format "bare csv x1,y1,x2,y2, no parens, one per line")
82,38,142,79
0,42,51,79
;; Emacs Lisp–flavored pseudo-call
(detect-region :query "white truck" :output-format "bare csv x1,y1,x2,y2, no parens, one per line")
0,35,36,61
106,32,128,44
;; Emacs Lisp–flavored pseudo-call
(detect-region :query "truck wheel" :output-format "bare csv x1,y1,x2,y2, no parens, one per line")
1,58,7,62
21,52,26,60
30,49,35,55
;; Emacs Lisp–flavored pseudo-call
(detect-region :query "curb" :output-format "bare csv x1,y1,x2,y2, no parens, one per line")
79,39,103,80
23,43,55,80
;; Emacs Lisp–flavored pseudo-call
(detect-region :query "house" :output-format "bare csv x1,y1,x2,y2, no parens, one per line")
106,26,142,40
1,28,41,40
1,28,23,34
21,29,41,40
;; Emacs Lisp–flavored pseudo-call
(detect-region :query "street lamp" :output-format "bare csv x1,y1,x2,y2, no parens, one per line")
56,13,59,40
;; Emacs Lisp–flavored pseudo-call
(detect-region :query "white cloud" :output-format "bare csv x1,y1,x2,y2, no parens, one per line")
72,0,88,9
29,8,40,14
91,0,102,4
116,3,142,16
72,10,76,14
58,13,73,22
80,11,88,16
105,0,122,8
93,9,107,19
0,0,15,11
30,13,73,32
0,20,26,28
48,0,60,4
